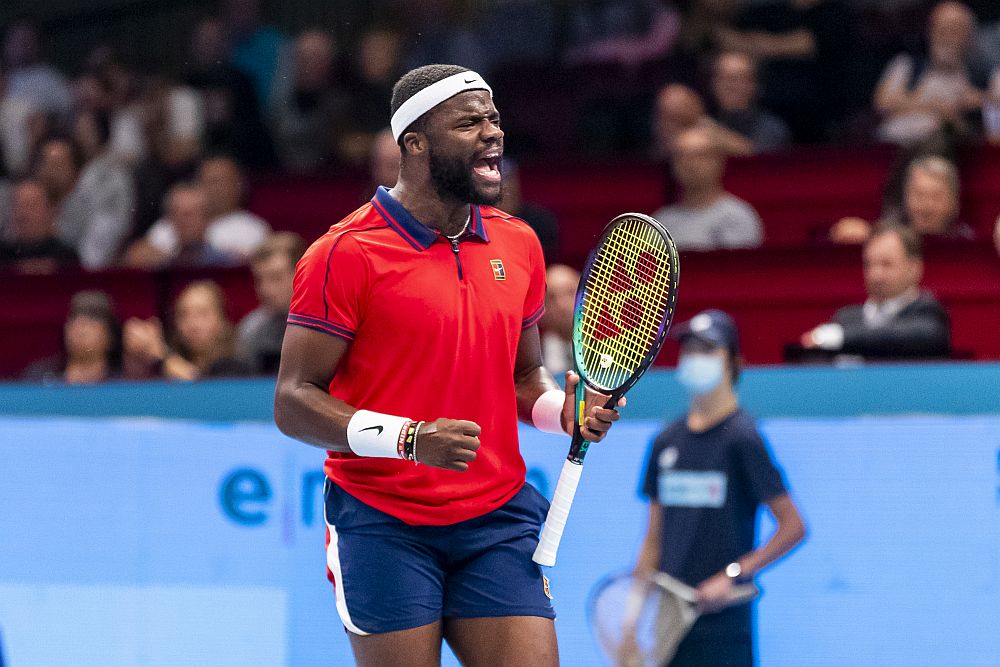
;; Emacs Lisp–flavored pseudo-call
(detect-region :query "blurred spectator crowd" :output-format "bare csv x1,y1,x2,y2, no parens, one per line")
3,0,1000,382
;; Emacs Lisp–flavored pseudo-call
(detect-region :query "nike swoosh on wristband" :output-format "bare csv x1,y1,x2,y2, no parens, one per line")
359,425,384,435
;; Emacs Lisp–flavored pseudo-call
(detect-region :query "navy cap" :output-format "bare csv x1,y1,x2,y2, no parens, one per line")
670,309,740,353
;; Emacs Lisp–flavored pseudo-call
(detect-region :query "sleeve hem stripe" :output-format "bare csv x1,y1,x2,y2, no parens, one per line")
288,312,355,336
521,305,545,329
287,315,355,340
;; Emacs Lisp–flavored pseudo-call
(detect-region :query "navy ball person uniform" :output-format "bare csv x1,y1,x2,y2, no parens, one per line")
641,408,788,666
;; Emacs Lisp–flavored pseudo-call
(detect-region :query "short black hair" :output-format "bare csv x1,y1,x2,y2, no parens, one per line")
390,64,469,147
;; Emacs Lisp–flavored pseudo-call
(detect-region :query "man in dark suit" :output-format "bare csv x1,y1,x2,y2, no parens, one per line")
801,224,950,359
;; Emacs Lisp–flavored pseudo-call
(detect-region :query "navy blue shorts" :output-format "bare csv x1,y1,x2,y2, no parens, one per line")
323,480,556,635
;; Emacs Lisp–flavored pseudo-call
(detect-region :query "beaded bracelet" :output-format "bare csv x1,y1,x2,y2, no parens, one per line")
401,421,419,461
411,421,425,465
396,420,413,459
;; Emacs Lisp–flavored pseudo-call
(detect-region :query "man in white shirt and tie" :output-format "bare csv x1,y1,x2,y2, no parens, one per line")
801,224,951,359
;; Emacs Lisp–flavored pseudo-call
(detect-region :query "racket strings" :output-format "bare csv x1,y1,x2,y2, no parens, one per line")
581,255,666,387
582,222,674,357
591,574,686,667
578,218,678,390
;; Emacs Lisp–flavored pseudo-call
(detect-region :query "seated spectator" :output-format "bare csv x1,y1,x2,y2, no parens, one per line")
224,0,290,111
830,155,973,243
0,179,78,273
236,232,306,374
196,155,270,259
338,29,403,165
185,17,275,169
129,74,205,239
653,125,764,251
268,29,346,172
675,0,740,67
710,51,791,153
718,0,856,142
70,60,146,166
496,158,560,264
874,1,999,147
2,20,71,121
652,83,753,160
539,264,580,376
895,155,973,238
125,183,231,269
58,112,136,269
801,224,950,360
21,290,122,384
36,132,134,270
131,156,267,266
0,59,42,177
123,280,254,380
34,136,83,219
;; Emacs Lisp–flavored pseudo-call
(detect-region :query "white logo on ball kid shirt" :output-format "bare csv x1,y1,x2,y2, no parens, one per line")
659,446,679,469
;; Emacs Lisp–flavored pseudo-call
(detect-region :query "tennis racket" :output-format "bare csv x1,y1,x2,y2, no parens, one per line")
589,570,759,667
532,213,679,567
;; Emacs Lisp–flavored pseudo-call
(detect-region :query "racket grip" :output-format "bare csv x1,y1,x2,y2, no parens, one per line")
532,458,584,567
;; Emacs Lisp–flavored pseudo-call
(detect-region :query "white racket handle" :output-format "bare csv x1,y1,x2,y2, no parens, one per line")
533,458,584,567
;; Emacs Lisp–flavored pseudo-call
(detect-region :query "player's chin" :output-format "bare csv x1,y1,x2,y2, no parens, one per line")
469,171,503,205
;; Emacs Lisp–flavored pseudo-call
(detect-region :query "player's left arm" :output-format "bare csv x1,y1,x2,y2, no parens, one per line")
513,323,622,442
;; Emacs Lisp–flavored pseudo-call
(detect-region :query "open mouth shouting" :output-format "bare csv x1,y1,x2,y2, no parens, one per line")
473,149,503,185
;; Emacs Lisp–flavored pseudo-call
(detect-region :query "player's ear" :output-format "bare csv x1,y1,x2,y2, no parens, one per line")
402,131,427,156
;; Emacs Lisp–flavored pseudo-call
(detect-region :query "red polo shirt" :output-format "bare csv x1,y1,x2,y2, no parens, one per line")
288,186,547,526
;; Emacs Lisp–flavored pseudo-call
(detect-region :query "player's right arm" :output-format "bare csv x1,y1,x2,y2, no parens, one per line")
274,317,482,470
273,325,354,452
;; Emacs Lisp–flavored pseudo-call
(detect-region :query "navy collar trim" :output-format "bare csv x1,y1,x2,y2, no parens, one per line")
372,186,490,251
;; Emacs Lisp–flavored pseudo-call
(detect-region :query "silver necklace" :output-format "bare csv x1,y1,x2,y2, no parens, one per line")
444,215,470,242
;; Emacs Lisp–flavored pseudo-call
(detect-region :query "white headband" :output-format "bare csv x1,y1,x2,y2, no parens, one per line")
390,70,493,142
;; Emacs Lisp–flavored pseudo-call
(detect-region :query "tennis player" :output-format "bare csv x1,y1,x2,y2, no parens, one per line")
274,64,623,667
632,310,806,667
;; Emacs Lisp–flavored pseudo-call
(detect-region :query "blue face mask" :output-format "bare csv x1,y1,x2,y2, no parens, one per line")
677,353,725,395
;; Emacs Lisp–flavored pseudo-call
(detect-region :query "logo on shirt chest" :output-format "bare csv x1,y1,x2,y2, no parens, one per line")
658,470,728,508
490,259,506,280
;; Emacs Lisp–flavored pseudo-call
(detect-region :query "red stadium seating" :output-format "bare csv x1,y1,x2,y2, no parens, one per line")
0,267,255,379
3,242,997,377
3,146,999,378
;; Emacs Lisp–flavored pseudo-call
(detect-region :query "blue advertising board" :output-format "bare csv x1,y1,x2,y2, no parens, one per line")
2,365,999,666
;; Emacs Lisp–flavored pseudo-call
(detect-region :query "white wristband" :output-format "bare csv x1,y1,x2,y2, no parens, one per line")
346,410,411,458
532,389,566,435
